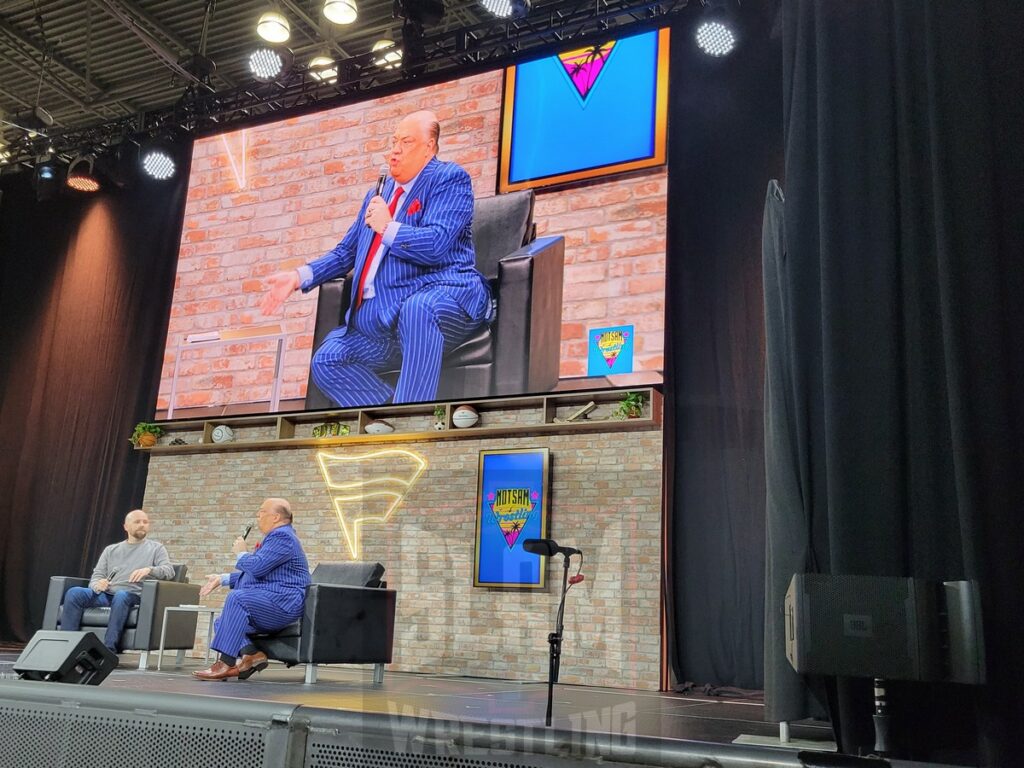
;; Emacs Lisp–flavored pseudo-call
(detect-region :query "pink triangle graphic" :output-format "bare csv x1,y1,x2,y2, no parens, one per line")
558,42,616,101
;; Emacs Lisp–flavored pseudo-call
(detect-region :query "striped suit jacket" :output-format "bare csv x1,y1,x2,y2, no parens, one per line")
303,156,491,339
229,524,311,617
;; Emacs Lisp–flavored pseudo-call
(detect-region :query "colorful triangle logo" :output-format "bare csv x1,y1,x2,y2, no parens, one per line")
594,329,629,368
558,42,616,102
488,489,540,549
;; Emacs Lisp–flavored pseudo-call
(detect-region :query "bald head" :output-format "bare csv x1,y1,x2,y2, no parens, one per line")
406,109,440,149
388,110,440,183
265,497,292,522
257,497,293,534
123,509,150,542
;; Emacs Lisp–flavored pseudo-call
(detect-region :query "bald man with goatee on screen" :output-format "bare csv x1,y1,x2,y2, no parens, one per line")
261,109,491,407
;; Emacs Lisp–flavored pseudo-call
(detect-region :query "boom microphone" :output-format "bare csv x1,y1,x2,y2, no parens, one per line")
522,539,581,557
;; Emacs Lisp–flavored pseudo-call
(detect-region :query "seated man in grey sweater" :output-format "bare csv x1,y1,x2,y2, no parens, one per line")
59,509,175,655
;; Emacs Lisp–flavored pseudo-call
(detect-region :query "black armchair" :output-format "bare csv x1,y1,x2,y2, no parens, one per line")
41,565,201,670
304,189,566,408
252,561,396,684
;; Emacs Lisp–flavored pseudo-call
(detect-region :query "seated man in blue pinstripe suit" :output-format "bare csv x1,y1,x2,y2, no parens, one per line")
192,498,310,681
260,109,492,406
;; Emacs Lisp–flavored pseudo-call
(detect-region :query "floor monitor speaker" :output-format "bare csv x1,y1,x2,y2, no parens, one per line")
13,630,117,685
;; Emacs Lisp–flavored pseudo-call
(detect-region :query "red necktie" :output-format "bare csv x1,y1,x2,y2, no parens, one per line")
353,186,403,310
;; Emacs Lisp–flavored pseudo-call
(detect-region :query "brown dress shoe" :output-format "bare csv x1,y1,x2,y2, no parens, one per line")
237,651,269,680
192,660,239,680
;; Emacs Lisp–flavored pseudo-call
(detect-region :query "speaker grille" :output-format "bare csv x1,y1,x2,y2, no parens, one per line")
307,743,534,768
0,705,267,768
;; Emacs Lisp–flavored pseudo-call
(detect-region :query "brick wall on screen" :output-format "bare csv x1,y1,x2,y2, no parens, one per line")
142,428,664,690
158,69,667,411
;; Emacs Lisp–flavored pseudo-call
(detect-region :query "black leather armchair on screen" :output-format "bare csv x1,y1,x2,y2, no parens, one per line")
304,189,566,408
251,561,397,684
41,564,200,670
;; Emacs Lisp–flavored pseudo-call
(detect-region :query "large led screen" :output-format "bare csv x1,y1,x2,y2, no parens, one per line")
156,49,667,418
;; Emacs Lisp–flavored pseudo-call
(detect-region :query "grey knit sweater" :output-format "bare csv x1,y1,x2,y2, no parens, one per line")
88,539,175,594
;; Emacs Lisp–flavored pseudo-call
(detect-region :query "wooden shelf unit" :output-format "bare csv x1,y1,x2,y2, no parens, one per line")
137,387,662,454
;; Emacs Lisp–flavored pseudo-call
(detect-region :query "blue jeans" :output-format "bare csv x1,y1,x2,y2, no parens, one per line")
60,587,140,653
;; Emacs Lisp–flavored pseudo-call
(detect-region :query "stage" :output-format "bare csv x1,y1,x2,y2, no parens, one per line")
4,650,919,768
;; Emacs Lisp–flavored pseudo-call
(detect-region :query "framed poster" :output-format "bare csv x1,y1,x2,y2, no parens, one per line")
473,448,551,588
588,324,635,376
498,27,670,192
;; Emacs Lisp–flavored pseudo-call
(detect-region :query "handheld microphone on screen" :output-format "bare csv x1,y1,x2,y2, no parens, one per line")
242,524,253,540
374,165,388,197
522,539,581,557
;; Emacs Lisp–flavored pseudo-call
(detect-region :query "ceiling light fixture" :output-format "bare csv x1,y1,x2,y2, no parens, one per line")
248,46,294,82
323,0,357,25
695,0,738,57
33,158,62,201
66,153,100,192
695,20,735,56
480,0,531,19
372,40,403,70
140,139,178,181
257,10,291,43
308,55,338,83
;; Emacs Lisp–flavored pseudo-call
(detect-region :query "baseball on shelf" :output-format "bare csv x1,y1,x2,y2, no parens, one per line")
452,405,479,428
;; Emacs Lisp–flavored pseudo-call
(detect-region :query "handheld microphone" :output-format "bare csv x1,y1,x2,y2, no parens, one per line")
522,539,581,557
374,165,388,197
242,524,253,540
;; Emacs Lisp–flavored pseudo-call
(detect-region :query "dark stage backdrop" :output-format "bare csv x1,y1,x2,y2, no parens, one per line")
0,167,190,642
665,10,783,691
765,0,1024,763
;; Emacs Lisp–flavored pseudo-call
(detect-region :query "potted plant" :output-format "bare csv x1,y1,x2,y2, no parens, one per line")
613,391,646,420
433,404,447,430
312,421,350,438
130,422,164,448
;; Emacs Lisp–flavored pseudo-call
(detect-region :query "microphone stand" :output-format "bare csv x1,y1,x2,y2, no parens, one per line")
545,552,572,727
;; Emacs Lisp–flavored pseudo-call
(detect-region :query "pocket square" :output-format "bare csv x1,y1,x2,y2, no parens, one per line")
407,198,422,215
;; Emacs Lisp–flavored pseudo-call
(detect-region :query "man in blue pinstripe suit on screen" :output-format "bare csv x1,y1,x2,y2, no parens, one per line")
260,109,491,406
192,498,310,681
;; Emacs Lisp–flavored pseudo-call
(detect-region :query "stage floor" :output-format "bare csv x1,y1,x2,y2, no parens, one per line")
1,650,833,751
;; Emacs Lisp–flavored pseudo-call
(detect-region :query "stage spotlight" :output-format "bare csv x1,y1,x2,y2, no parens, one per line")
322,0,357,25
308,54,338,83
36,162,56,181
257,9,290,43
480,0,531,19
695,1,738,57
33,159,63,201
695,20,736,56
66,153,100,192
371,40,402,70
248,46,294,82
140,139,178,181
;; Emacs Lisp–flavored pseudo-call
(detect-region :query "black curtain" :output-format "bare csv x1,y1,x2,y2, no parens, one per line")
666,8,783,690
766,1,1024,763
0,165,190,642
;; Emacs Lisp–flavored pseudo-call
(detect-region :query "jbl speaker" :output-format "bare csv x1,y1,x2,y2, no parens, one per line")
14,630,118,685
785,574,985,684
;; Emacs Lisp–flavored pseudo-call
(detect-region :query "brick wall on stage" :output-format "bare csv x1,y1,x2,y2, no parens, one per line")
157,69,667,413
142,427,664,690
